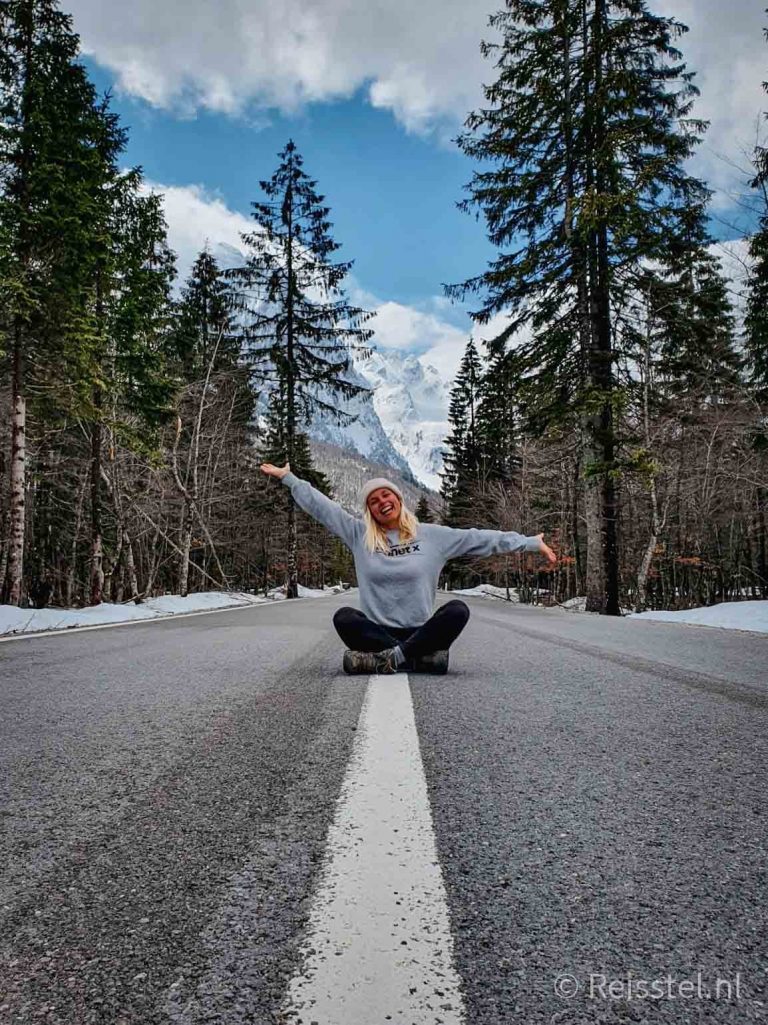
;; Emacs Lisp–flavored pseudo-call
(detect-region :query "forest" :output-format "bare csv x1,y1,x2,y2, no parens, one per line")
1,0,767,615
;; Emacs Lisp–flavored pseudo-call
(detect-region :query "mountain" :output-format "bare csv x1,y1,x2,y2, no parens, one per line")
309,439,441,516
306,359,417,480
354,350,450,491
209,241,450,486
253,346,449,490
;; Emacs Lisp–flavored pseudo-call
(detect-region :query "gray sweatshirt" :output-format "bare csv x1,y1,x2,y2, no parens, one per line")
281,472,542,629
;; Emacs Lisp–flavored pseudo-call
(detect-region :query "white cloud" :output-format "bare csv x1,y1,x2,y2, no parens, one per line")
347,283,470,382
656,0,766,204
69,0,494,133
72,0,766,202
141,181,253,282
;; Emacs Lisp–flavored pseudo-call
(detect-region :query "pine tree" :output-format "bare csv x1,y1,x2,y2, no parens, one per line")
440,338,484,524
647,206,741,406
745,11,768,405
744,10,768,599
415,493,433,522
229,140,374,597
475,349,521,483
0,0,118,604
43,81,179,608
172,248,239,382
447,0,712,614
86,180,177,604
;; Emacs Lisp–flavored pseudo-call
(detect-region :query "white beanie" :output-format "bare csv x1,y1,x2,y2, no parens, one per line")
359,477,403,509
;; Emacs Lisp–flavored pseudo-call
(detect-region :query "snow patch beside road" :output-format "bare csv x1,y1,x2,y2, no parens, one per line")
0,585,343,637
628,599,768,634
453,585,768,634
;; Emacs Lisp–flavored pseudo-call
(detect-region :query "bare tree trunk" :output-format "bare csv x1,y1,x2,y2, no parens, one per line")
171,330,230,594
0,516,8,601
178,501,193,598
636,484,669,613
750,485,762,598
122,527,140,602
89,412,104,605
583,452,605,610
143,520,163,597
286,499,298,597
5,334,27,606
635,304,667,611
571,452,583,595
65,473,88,607
104,523,122,601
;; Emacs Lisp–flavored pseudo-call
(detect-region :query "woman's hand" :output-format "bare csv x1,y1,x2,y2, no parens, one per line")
260,461,291,480
533,533,557,565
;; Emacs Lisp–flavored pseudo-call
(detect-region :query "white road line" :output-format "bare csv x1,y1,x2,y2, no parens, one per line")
281,673,466,1025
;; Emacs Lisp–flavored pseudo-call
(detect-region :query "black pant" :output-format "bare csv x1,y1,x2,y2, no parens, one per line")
333,600,470,659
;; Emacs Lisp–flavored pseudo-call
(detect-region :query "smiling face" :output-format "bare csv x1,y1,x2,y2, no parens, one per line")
366,486,402,528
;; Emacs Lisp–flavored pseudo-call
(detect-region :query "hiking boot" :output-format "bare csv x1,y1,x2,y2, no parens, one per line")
410,649,449,674
343,648,399,675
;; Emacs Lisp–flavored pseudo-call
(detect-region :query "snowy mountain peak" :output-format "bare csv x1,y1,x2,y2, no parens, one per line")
355,348,449,491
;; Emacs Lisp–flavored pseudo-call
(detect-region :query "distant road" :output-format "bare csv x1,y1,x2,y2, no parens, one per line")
1,594,765,1023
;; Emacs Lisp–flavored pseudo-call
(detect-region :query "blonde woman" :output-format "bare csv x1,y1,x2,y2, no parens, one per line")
260,462,556,674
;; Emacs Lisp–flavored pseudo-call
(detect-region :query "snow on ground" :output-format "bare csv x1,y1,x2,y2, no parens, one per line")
0,586,343,638
452,584,522,602
451,584,551,602
451,585,768,633
628,599,768,634
561,596,638,616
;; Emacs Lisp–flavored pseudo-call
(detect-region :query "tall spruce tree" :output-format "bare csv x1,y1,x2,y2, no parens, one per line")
743,9,768,599
172,248,240,381
745,11,768,405
447,0,712,614
646,206,740,406
441,338,485,524
0,0,110,604
475,349,521,484
229,140,374,597
85,178,177,604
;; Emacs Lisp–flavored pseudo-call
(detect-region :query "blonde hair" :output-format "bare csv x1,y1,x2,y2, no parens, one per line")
363,503,420,553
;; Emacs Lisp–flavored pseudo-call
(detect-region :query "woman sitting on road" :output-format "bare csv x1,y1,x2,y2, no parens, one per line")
260,462,557,674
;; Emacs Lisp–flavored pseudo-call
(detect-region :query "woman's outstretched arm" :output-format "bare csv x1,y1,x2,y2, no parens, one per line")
260,462,361,549
427,522,557,564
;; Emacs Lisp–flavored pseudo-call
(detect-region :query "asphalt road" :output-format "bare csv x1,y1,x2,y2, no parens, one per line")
0,594,766,1024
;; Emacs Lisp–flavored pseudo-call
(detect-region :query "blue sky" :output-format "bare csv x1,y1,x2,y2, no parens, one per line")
85,58,493,317
71,0,766,381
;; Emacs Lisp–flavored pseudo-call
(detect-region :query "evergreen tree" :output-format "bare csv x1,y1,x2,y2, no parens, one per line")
475,349,521,483
745,11,768,405
646,206,740,406
746,218,768,407
86,178,177,603
172,248,239,382
229,140,374,597
415,493,433,522
447,0,712,614
440,338,484,524
0,0,111,603
743,9,768,600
